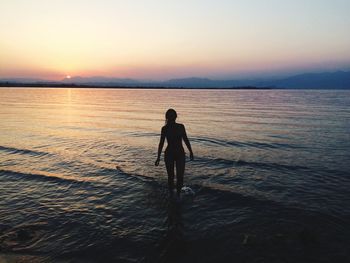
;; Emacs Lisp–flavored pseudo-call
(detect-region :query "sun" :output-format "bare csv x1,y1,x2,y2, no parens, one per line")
66,75,71,79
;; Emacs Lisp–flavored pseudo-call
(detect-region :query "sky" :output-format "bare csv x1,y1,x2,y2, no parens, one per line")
1,0,350,80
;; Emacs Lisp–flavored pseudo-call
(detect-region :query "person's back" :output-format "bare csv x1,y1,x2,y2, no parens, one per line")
163,123,185,155
155,109,193,197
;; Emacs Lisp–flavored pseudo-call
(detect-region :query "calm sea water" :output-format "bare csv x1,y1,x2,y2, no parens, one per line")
0,88,349,262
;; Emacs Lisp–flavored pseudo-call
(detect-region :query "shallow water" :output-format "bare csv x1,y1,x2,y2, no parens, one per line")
0,88,350,262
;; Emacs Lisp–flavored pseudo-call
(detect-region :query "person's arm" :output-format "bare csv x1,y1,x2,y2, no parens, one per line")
182,125,194,160
155,127,165,166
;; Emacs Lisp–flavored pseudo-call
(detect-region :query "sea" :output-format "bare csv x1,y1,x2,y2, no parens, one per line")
0,88,349,263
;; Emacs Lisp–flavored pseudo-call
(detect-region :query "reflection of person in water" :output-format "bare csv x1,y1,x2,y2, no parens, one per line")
155,109,194,197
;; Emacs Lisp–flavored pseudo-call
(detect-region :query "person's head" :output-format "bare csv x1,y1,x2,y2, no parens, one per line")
165,108,177,125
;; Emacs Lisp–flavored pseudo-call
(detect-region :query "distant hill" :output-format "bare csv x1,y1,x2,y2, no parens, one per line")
162,77,252,88
160,71,350,88
264,71,350,89
0,77,56,83
62,76,140,85
1,70,349,89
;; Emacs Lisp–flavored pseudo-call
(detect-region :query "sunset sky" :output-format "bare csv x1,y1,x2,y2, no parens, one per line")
1,0,350,80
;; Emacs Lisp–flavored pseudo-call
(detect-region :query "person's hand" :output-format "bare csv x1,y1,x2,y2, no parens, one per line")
155,157,160,166
189,152,194,161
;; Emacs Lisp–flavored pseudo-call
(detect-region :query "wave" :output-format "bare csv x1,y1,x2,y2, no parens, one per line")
0,169,94,186
124,131,159,138
0,166,158,196
194,183,279,207
0,145,52,157
194,156,348,184
194,155,310,172
114,166,157,184
217,157,309,171
192,136,305,150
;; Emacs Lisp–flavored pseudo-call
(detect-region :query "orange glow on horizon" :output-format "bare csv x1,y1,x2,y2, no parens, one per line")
0,1,349,80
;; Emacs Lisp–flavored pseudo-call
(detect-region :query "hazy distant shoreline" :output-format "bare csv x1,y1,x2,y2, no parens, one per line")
0,83,273,89
1,70,349,89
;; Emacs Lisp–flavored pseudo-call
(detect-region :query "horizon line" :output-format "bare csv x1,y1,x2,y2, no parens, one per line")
1,69,349,83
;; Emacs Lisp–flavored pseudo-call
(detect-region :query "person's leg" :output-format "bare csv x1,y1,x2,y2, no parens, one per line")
175,155,185,197
165,155,175,195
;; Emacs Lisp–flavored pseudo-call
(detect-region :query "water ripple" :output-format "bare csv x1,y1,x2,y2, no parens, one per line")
0,145,52,157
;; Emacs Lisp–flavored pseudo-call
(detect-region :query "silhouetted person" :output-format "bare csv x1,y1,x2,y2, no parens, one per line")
155,109,194,197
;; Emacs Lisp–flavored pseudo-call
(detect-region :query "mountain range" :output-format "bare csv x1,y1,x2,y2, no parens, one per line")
1,71,349,89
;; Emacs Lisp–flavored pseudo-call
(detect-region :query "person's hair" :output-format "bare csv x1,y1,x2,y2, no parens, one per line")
165,109,177,125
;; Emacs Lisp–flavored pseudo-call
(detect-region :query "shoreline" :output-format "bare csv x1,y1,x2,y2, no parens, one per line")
0,83,273,89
